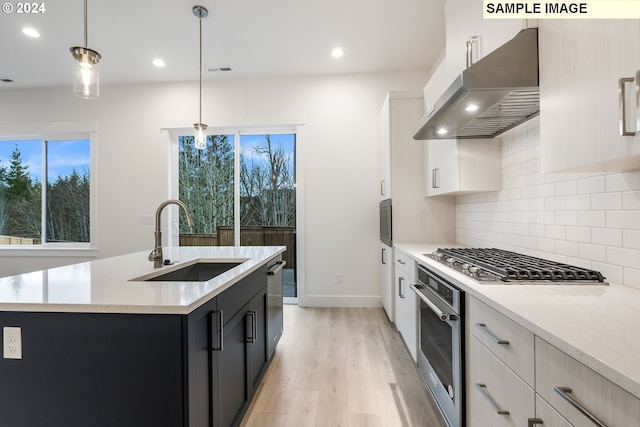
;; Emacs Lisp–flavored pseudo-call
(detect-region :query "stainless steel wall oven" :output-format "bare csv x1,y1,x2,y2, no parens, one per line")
411,263,464,427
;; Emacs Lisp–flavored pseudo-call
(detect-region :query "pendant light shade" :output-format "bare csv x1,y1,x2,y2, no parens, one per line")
70,0,101,99
193,5,208,150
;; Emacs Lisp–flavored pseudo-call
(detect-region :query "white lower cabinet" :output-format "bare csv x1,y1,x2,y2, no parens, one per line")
466,295,640,426
535,337,640,427
380,242,394,321
467,335,534,426
394,249,417,361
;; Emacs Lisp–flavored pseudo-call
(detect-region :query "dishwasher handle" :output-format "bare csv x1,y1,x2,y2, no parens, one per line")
267,260,287,276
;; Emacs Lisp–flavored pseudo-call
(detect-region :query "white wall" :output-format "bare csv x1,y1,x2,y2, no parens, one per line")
457,117,640,289
0,71,428,306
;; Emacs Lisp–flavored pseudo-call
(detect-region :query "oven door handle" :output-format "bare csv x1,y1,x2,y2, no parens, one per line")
410,284,456,322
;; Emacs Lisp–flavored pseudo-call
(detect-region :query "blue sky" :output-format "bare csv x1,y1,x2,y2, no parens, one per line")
0,139,90,183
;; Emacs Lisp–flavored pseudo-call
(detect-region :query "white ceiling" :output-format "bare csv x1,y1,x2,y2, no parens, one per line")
0,0,446,90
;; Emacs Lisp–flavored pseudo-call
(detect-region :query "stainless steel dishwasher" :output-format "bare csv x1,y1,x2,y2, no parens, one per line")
266,257,286,359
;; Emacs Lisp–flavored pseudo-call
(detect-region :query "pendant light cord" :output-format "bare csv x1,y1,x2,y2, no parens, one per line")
198,13,203,125
83,0,88,47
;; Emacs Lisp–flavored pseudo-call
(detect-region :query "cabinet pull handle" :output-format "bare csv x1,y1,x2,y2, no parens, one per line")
554,387,606,427
382,248,386,264
432,168,440,189
398,277,405,298
528,419,543,427
397,259,405,265
210,310,224,352
466,35,480,68
619,77,636,136
381,180,385,196
636,70,640,133
475,383,510,415
475,323,510,345
247,310,257,343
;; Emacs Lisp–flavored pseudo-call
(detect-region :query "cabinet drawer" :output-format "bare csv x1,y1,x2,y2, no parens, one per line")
535,337,640,427
467,336,535,427
468,296,535,386
394,249,415,280
535,394,572,427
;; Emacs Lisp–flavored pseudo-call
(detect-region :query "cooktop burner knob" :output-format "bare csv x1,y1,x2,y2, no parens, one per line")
433,251,444,260
462,263,471,272
446,257,455,265
469,266,480,276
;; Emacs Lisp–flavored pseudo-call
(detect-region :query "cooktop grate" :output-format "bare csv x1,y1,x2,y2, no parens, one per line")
437,248,606,283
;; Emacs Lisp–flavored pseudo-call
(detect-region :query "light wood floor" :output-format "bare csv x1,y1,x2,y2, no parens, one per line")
240,305,447,427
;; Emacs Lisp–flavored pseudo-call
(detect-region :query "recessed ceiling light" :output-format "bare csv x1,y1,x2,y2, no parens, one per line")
331,47,344,58
465,104,479,112
152,58,166,67
22,28,40,38
437,128,448,135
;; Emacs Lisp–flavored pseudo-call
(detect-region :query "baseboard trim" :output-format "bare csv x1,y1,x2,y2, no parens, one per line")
298,295,382,308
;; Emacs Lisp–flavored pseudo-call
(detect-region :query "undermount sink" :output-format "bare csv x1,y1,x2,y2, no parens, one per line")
132,260,247,282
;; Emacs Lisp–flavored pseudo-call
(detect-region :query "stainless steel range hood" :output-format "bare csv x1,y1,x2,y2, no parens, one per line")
413,28,539,140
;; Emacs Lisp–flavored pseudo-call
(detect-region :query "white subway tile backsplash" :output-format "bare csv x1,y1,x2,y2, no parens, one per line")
607,246,640,268
591,192,622,210
546,225,566,240
607,211,640,230
592,228,622,247
555,179,578,196
623,191,640,210
556,211,578,226
623,230,640,249
578,211,606,227
579,243,607,262
537,182,555,198
455,122,640,288
578,176,605,194
606,172,640,192
566,194,591,211
566,226,591,243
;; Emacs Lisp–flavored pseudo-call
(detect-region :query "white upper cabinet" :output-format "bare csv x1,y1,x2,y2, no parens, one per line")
539,19,640,172
379,97,392,199
424,138,501,197
444,0,527,79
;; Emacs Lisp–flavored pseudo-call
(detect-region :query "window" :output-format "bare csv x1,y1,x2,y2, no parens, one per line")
0,138,91,246
173,129,298,298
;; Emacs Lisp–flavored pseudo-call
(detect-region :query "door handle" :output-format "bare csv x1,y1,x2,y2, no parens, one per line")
398,277,405,298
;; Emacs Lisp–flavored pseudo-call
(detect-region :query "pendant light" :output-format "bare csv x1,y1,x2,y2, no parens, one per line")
70,0,101,99
193,5,209,150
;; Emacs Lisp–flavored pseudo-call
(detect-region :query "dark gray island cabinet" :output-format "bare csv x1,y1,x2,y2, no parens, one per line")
0,258,283,427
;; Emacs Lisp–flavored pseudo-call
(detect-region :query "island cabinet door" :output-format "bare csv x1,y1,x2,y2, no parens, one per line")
247,287,268,395
216,304,251,427
186,296,219,427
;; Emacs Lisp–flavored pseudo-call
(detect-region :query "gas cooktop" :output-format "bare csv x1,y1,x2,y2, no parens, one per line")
427,248,608,285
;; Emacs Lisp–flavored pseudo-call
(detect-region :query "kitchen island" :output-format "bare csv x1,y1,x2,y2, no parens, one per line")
0,246,286,427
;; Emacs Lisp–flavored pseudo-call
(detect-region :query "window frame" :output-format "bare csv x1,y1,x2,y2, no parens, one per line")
0,122,98,255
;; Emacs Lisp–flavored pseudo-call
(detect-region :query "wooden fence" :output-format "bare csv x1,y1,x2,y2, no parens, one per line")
0,235,39,245
180,226,295,269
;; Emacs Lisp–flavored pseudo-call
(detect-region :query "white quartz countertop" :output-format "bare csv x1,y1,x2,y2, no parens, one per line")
0,246,286,315
395,243,640,400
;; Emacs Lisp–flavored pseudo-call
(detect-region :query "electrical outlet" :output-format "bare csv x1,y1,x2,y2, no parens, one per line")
336,273,343,284
3,327,22,359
